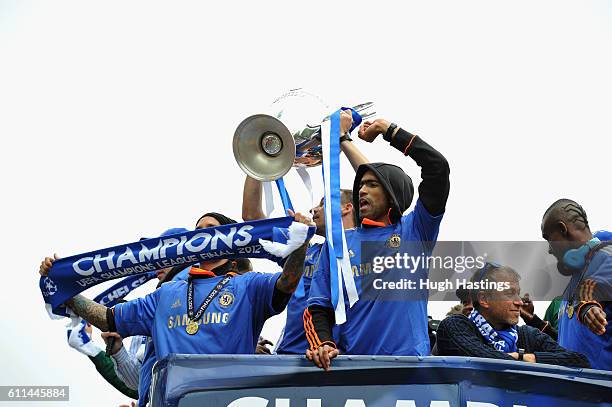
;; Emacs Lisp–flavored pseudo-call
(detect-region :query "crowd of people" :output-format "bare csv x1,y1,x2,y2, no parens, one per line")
39,110,610,405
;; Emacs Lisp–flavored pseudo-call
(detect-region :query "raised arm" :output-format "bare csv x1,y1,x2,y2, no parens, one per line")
358,119,450,216
339,109,369,171
276,244,308,294
40,255,112,331
242,175,266,221
521,293,558,340
275,211,314,294
65,295,111,332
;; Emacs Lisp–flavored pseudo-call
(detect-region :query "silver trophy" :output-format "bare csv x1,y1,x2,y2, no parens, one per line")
233,88,375,181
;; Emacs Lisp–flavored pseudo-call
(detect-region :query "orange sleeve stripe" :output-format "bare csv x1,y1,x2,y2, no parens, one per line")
305,310,324,348
303,309,318,350
303,308,324,350
579,279,596,301
304,309,320,350
403,134,417,155
585,281,591,301
588,280,596,301
304,327,316,351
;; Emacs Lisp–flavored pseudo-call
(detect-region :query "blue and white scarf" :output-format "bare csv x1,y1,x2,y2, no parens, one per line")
468,309,518,353
40,216,314,317
94,271,157,307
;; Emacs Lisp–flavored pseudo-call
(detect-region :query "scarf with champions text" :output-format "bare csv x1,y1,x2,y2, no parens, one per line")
468,309,518,353
40,216,315,317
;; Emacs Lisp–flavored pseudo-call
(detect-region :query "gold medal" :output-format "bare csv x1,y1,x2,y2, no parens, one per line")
567,304,575,319
186,274,233,336
186,320,199,335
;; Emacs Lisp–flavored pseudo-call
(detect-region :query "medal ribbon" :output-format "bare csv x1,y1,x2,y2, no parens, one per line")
187,274,234,323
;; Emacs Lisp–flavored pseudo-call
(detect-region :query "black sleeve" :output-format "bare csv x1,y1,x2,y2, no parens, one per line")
388,128,450,216
304,305,335,348
524,326,590,368
271,287,292,313
436,315,515,360
524,313,558,341
107,308,117,332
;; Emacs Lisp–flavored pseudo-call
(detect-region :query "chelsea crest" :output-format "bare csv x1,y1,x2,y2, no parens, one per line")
218,291,235,308
386,234,401,249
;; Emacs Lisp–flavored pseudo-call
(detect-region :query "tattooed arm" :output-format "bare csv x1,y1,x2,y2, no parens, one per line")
65,295,111,332
274,211,314,294
39,255,113,332
40,255,111,331
276,243,308,294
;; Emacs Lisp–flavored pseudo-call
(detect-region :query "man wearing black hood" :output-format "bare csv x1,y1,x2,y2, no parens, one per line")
305,118,450,370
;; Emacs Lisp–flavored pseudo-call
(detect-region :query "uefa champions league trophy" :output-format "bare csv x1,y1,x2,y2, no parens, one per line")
233,88,374,181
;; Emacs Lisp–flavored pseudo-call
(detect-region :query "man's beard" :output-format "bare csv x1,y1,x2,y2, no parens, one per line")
556,261,575,276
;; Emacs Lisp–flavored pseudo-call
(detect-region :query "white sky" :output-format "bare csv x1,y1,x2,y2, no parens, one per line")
1,0,611,405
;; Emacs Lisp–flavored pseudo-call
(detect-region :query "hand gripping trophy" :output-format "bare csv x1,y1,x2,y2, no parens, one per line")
233,88,374,181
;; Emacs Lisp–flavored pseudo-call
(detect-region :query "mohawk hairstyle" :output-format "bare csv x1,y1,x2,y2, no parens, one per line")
543,199,589,230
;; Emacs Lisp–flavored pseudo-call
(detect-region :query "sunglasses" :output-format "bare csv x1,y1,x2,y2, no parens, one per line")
474,261,502,282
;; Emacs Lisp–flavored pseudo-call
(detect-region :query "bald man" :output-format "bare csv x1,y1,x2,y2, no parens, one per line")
541,199,611,370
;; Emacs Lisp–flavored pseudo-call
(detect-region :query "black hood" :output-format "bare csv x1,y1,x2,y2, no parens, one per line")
352,162,414,224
